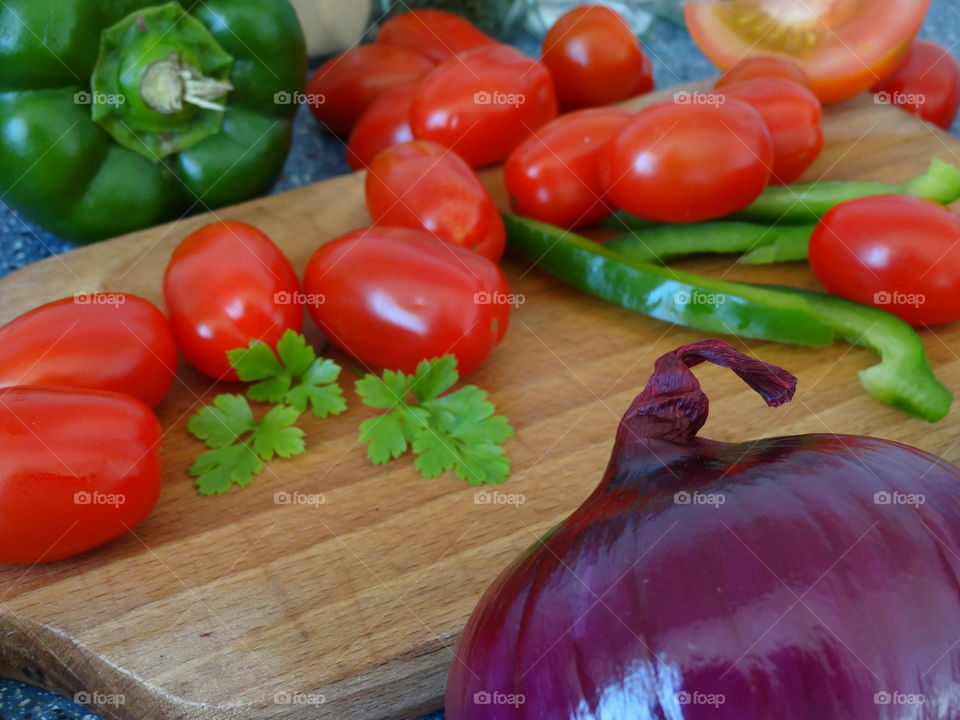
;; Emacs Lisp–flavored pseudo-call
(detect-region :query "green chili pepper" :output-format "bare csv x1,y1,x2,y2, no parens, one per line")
503,213,833,347
607,222,813,265
0,0,306,243
757,286,953,422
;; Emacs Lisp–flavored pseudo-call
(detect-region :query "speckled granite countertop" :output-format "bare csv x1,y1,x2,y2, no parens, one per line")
1,5,959,719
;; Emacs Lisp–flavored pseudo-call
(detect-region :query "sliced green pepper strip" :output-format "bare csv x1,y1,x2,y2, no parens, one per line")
607,222,813,265
503,214,833,346
756,286,953,422
734,158,960,224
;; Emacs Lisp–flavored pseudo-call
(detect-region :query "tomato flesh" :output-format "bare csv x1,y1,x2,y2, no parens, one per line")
0,294,176,407
542,5,653,109
377,9,495,63
411,44,558,167
505,108,631,229
600,99,773,223
686,0,930,104
163,221,303,380
303,226,510,375
0,386,162,564
809,195,960,326
366,140,505,262
874,41,960,130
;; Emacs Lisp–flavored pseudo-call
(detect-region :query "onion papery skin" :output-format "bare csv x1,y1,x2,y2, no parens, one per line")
447,341,960,719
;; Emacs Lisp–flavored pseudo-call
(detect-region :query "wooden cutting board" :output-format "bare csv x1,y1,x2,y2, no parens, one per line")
2,85,959,720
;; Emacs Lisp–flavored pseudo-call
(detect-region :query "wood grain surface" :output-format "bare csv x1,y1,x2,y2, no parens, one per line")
1,86,959,720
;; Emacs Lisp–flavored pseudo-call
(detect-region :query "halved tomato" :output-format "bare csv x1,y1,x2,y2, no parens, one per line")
685,0,930,104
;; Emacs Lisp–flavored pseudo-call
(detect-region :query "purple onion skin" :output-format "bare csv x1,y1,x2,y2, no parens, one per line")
447,340,960,719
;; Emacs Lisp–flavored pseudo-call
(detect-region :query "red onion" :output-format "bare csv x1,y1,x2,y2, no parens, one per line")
447,339,960,719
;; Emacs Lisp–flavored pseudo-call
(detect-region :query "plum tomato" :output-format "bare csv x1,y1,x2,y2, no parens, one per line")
0,293,176,407
874,41,960,130
599,98,773,223
411,44,558,167
541,5,653,108
347,86,417,171
163,221,303,380
718,77,823,184
307,45,434,135
808,195,960,326
0,386,162,564
715,55,809,88
686,0,929,104
377,9,495,63
505,108,631,228
303,226,510,375
365,140,505,262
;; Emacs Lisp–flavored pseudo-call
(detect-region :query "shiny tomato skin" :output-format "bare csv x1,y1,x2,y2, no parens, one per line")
600,99,773,223
715,55,809,88
347,86,417,171
303,226,510,375
365,141,505,262
505,108,631,228
163,221,303,380
686,0,929,104
808,195,960,326
377,9,495,63
0,294,177,407
307,45,434,135
411,44,558,167
874,41,960,130
0,386,162,564
542,5,651,109
718,77,823,185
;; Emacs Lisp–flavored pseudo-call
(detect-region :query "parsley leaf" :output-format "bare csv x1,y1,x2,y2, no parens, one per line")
251,404,305,460
228,330,346,417
355,356,514,484
190,443,265,496
187,394,255,448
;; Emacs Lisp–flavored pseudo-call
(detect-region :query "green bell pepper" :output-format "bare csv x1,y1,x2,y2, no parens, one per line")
0,0,306,243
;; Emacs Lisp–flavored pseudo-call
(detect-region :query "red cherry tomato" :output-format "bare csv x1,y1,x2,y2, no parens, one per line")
377,9,495,63
633,49,655,96
306,45,434,135
718,77,823,185
505,108,631,228
411,44,558,167
0,294,176,407
366,140,505,262
542,4,652,109
808,195,960,326
600,99,773,223
0,386,162,564
347,86,417,171
686,0,929,104
715,55,809,88
163,221,303,380
874,41,960,130
304,226,510,375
